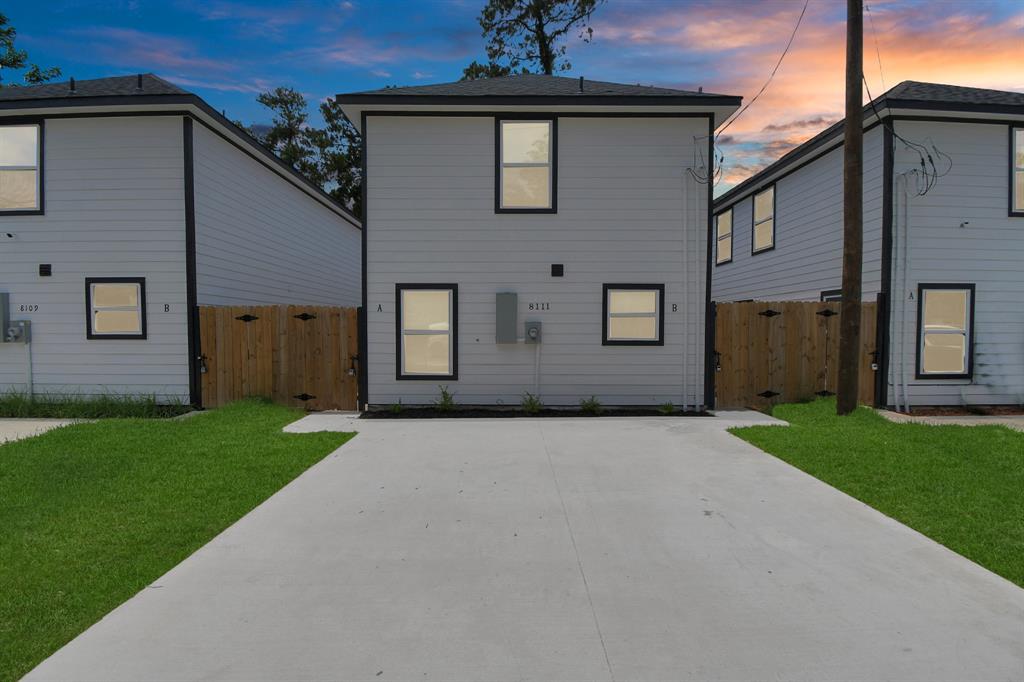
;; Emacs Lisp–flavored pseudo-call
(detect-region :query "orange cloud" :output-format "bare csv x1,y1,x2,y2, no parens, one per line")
590,0,1024,193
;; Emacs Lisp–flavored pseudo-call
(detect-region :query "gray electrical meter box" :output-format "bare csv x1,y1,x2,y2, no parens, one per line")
495,292,518,343
524,320,542,344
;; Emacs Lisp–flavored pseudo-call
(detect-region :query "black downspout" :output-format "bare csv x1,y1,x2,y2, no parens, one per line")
703,115,717,410
182,117,202,409
875,123,894,408
358,111,369,410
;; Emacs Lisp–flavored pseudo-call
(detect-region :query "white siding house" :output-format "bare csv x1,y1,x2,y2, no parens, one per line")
712,81,1024,409
339,74,740,409
0,74,361,405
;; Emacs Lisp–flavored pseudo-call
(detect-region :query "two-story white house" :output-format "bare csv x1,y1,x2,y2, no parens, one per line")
0,74,361,407
712,81,1024,410
339,74,740,410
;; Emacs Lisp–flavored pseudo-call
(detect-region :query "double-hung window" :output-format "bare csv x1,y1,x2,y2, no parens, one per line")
715,209,733,264
396,284,457,379
0,123,41,212
752,186,775,253
85,277,146,339
497,119,555,212
603,284,664,346
1012,127,1024,215
917,284,974,379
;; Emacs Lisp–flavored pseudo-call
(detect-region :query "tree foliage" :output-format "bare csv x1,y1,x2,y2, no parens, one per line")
462,0,603,80
244,87,362,217
0,13,61,87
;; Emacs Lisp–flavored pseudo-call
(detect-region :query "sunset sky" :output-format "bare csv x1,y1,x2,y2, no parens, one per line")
9,0,1024,194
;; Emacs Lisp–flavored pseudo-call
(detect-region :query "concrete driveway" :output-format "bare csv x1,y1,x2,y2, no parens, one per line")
28,413,1024,681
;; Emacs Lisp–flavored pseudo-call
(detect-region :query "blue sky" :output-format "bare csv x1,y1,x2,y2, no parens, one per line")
9,1,1023,190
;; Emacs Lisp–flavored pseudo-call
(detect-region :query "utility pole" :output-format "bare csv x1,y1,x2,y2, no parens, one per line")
837,0,864,415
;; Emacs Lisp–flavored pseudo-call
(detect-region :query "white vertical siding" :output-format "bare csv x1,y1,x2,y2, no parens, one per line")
191,123,361,307
712,126,885,302
0,116,189,400
365,115,710,407
888,119,1024,406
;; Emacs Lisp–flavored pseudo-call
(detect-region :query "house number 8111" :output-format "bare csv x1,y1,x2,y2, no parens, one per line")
528,302,550,311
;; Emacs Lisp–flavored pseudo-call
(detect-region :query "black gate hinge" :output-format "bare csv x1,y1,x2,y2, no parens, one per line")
235,314,259,322
759,309,782,318
816,308,838,317
757,390,780,399
294,393,316,401
293,312,317,321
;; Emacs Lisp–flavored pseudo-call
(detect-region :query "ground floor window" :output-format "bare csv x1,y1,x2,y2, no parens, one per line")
820,289,842,302
916,283,974,379
85,277,146,339
602,284,664,346
396,284,457,379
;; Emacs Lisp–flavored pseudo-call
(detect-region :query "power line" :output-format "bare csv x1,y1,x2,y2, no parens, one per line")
716,0,810,139
862,74,951,196
865,2,886,91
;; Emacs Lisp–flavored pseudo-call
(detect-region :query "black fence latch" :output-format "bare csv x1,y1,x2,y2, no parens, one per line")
816,308,838,317
757,390,780,399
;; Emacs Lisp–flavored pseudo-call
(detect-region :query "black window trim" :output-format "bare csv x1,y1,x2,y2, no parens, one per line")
1011,125,1024,217
602,283,665,347
395,282,459,381
0,119,44,216
820,288,842,302
915,282,975,380
85,276,147,340
494,115,557,215
751,184,776,255
714,208,733,265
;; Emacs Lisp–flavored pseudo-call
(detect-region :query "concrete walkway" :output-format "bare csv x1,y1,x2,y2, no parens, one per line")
28,413,1024,681
878,409,1024,432
0,418,77,444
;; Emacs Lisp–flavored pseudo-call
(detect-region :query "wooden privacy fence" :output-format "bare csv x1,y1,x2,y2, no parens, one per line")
714,300,877,410
199,305,358,411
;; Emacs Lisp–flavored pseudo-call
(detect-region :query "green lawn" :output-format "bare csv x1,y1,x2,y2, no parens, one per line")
731,399,1024,588
0,400,353,681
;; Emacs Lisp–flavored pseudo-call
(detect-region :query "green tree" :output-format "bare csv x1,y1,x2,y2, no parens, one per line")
246,88,362,217
255,87,308,168
462,0,603,80
0,13,61,87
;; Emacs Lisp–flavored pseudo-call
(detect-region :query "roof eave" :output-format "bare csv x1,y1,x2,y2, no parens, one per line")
0,94,361,228
336,93,741,107
715,98,1024,209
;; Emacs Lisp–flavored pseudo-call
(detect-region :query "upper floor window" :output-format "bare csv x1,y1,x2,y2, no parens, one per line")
917,284,974,379
752,186,775,254
0,124,41,213
715,209,733,265
1012,127,1023,215
497,119,555,213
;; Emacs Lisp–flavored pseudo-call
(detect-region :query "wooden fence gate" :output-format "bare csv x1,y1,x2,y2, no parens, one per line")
199,305,358,411
714,300,878,410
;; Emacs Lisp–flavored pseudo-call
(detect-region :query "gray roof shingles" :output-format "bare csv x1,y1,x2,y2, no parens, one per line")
339,73,734,100
0,73,186,101
884,80,1024,107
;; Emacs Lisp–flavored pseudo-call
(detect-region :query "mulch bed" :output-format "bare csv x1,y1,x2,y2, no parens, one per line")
909,405,1024,417
361,407,710,419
